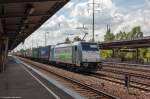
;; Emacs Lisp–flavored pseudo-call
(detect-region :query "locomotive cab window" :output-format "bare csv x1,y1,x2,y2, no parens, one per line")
81,42,98,51
75,46,77,51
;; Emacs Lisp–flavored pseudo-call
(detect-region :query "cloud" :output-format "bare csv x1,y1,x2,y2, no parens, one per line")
64,2,74,9
113,7,150,36
21,0,119,49
16,0,150,50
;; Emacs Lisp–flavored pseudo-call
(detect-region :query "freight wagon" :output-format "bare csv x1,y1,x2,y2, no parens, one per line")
39,46,51,62
25,49,32,58
51,42,101,71
32,48,39,60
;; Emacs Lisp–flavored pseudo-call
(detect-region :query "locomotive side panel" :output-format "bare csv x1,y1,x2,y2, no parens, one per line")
54,46,73,64
72,45,82,66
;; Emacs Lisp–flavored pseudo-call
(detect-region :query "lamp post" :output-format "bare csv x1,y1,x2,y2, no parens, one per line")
88,0,102,42
44,32,49,46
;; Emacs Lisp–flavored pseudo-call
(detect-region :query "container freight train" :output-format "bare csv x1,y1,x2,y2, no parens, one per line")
16,41,101,71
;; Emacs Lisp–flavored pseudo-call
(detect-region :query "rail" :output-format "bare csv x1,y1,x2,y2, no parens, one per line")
19,57,120,99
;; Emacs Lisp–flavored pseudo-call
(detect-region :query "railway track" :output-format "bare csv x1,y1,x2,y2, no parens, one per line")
93,62,150,92
89,72,150,92
50,72,119,99
20,57,119,99
102,67,150,79
102,62,150,73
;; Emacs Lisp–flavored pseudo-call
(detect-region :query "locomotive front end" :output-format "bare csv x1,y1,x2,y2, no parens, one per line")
80,42,101,70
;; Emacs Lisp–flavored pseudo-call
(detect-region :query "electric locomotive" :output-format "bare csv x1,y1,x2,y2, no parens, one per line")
16,41,101,71
51,41,101,71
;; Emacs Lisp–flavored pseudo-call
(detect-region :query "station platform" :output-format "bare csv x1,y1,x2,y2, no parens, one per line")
0,56,83,99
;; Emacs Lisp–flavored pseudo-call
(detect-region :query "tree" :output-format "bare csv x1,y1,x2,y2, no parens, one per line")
101,25,147,63
139,48,150,63
128,26,143,40
101,25,115,60
100,50,113,60
115,26,143,40
115,31,128,40
135,26,143,38
115,31,121,40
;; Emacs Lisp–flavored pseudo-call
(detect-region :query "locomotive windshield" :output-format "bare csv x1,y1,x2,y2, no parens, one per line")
81,42,99,51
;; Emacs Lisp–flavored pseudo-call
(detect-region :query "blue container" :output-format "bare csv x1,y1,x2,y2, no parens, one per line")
39,46,51,61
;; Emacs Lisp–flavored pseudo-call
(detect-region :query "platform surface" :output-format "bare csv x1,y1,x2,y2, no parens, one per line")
0,56,59,99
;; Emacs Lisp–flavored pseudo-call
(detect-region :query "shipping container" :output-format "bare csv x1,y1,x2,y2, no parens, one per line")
26,48,32,57
32,48,39,59
20,49,26,57
39,46,51,61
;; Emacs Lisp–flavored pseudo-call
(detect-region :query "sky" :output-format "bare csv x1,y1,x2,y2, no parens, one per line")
15,0,150,50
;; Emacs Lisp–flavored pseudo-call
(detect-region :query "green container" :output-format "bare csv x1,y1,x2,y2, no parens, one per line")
32,48,39,58
20,49,26,56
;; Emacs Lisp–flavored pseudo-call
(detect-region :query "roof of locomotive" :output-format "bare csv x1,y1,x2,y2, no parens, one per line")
55,41,86,48
55,41,98,48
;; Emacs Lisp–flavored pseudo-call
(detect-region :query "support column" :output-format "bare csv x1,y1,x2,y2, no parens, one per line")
112,49,115,58
136,48,139,63
3,38,9,71
115,48,119,58
0,38,9,72
0,39,5,72
0,39,2,72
